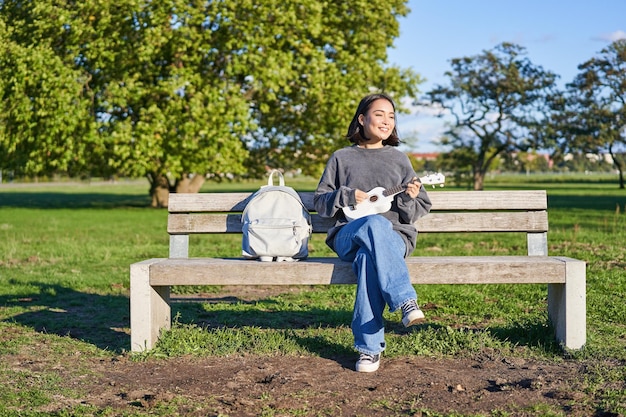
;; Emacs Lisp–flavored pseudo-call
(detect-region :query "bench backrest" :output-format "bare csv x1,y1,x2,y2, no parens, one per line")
166,190,549,258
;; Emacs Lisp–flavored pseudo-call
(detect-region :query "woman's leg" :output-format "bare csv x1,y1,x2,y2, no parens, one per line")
333,216,417,354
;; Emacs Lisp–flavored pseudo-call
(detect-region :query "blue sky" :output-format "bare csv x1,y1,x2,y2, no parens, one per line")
387,0,626,151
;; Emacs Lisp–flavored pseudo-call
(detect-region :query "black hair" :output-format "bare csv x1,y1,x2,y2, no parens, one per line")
346,93,400,147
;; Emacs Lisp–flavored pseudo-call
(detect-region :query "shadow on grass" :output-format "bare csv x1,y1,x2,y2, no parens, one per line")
171,296,352,330
170,298,563,356
0,191,151,209
1,280,130,352
488,321,562,352
547,195,626,211
1,282,563,357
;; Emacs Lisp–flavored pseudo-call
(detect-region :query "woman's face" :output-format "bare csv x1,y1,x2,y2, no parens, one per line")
358,98,395,142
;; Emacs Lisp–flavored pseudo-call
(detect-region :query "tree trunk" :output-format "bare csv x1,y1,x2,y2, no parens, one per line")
148,173,173,208
608,146,625,189
473,170,485,191
148,173,206,208
614,158,625,190
175,173,205,193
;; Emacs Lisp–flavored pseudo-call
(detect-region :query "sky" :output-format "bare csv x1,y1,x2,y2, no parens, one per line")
386,0,626,152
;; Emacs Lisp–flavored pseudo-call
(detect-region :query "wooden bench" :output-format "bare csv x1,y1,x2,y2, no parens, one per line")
130,190,586,352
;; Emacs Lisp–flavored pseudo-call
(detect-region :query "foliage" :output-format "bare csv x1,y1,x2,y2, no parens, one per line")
0,17,97,177
0,0,423,204
419,43,559,190
564,39,626,188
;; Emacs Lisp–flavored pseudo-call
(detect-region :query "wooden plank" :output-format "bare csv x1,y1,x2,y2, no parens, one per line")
426,190,547,211
416,211,548,233
168,192,252,212
168,190,548,213
149,256,570,286
167,211,548,234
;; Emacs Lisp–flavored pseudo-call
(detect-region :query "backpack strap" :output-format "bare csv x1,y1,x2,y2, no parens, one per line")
268,169,285,187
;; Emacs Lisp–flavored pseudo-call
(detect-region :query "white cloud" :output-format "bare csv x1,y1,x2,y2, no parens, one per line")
593,30,626,42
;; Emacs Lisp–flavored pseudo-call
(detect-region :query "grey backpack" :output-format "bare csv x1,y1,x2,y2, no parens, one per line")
242,170,312,262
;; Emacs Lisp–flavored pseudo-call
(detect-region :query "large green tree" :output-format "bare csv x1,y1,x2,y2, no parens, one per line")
420,43,558,190
564,39,626,189
0,0,422,206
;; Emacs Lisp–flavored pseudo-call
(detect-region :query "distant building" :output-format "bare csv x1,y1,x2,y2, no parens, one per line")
410,152,439,161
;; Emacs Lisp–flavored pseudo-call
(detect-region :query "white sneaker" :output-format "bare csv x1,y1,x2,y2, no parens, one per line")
401,299,425,327
355,353,380,373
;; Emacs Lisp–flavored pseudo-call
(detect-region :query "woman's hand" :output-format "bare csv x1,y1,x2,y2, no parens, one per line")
405,177,421,198
355,189,369,204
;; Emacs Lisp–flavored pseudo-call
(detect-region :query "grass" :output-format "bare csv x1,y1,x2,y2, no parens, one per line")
0,173,625,415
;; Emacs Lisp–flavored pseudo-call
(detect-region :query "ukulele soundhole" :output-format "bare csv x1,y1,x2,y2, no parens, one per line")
369,195,378,202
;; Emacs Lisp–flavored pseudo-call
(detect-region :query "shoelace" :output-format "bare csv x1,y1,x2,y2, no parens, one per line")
359,353,378,363
401,300,418,315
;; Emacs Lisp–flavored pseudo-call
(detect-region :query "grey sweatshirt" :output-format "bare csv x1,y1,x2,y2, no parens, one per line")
314,145,432,257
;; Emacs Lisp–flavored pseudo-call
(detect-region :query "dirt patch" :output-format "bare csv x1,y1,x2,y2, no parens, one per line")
19,353,594,416
4,286,618,416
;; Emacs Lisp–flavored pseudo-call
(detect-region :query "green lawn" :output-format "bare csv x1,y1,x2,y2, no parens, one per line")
0,174,624,415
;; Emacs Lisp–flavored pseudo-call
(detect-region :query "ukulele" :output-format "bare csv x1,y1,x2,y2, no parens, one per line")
342,173,445,221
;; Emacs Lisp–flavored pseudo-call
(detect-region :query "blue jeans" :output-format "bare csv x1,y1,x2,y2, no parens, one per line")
333,215,417,355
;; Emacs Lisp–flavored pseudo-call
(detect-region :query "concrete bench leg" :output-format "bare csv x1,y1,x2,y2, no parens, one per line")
130,259,170,352
547,258,586,350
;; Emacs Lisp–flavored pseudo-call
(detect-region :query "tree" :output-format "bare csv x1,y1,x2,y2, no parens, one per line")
0,1,422,206
0,16,98,178
563,39,626,189
237,1,422,177
419,43,558,190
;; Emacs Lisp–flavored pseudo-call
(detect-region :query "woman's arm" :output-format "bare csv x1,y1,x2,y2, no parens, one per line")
313,154,357,218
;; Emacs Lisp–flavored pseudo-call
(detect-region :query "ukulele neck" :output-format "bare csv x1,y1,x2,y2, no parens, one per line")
382,185,404,197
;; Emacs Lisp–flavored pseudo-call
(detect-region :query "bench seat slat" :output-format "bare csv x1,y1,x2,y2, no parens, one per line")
148,256,575,286
167,211,549,234
167,190,547,213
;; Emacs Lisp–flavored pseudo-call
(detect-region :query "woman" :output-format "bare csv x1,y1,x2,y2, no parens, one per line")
314,93,432,372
